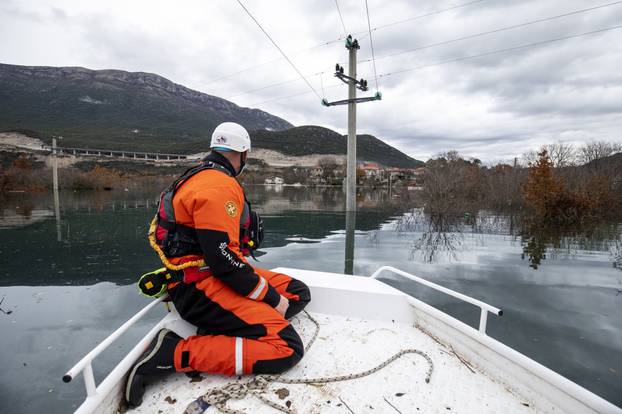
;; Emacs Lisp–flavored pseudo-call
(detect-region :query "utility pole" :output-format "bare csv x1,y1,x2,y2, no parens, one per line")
323,35,381,274
346,37,358,213
324,35,381,212
52,137,59,193
52,137,61,241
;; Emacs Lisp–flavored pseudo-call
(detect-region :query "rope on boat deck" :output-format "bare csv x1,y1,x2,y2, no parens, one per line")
183,311,434,414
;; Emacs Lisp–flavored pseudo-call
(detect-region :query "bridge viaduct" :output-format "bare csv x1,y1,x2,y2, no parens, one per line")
43,145,190,161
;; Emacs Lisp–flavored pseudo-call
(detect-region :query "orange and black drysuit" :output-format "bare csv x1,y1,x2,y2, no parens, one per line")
163,152,310,376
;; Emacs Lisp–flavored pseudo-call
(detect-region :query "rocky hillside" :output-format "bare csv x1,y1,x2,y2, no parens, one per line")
0,63,292,152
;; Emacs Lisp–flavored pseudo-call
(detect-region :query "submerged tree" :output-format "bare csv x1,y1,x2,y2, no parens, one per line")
521,150,593,224
422,151,484,215
521,150,562,218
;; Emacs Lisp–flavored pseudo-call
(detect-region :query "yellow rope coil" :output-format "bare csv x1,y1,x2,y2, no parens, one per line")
148,217,205,271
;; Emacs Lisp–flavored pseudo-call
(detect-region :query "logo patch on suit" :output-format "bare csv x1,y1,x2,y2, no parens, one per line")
225,201,237,217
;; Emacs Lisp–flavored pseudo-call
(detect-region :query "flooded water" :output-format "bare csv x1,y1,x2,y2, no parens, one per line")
1,185,621,413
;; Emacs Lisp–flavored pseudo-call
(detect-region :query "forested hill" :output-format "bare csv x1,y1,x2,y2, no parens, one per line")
0,63,421,167
252,126,423,168
582,152,622,172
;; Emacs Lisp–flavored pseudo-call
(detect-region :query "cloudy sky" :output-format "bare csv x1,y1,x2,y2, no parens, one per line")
1,0,621,161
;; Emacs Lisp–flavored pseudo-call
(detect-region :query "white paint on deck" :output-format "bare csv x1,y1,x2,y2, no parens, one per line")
129,312,535,414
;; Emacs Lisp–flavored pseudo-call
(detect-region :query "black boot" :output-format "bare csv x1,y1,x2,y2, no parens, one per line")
125,329,182,407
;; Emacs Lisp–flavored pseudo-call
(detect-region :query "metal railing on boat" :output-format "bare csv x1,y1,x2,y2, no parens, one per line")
63,295,167,408
370,265,503,334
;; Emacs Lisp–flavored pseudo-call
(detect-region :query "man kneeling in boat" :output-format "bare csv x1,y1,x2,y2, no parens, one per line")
126,122,311,406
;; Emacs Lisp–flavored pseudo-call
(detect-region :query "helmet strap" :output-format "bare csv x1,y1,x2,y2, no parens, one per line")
238,151,248,175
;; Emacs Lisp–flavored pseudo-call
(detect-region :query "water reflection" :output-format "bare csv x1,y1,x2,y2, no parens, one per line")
0,186,418,286
344,210,356,274
519,219,622,270
393,208,622,271
396,209,464,263
395,209,512,263
0,284,160,414
1,188,622,412
0,208,53,229
612,238,622,270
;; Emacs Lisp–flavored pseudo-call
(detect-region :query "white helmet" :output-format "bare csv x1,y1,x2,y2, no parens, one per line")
210,122,251,153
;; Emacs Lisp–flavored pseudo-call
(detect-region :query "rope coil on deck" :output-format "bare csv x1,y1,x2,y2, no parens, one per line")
184,311,434,414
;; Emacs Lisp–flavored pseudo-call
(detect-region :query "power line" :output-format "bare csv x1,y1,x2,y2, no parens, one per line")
202,0,485,87
231,1,486,99
231,0,622,101
334,0,348,37
377,24,622,79
202,57,283,86
249,84,342,107
227,70,327,99
202,39,343,87
356,0,622,65
235,0,322,100
364,0,379,91
246,24,622,107
358,0,487,39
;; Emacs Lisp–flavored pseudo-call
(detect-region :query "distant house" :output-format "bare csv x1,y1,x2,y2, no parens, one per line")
358,162,383,178
387,168,405,180
411,166,426,186
265,177,284,185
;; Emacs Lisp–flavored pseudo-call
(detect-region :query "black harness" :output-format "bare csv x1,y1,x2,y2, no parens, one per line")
155,161,230,257
154,160,263,259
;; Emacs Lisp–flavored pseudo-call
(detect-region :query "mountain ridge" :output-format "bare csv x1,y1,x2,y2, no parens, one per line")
0,63,422,168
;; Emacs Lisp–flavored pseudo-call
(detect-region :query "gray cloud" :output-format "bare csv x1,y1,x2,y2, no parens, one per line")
1,0,621,161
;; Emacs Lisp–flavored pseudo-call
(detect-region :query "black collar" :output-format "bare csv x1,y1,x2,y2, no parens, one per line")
203,151,238,176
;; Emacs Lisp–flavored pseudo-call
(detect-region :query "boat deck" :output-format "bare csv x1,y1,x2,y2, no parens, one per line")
129,312,535,414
